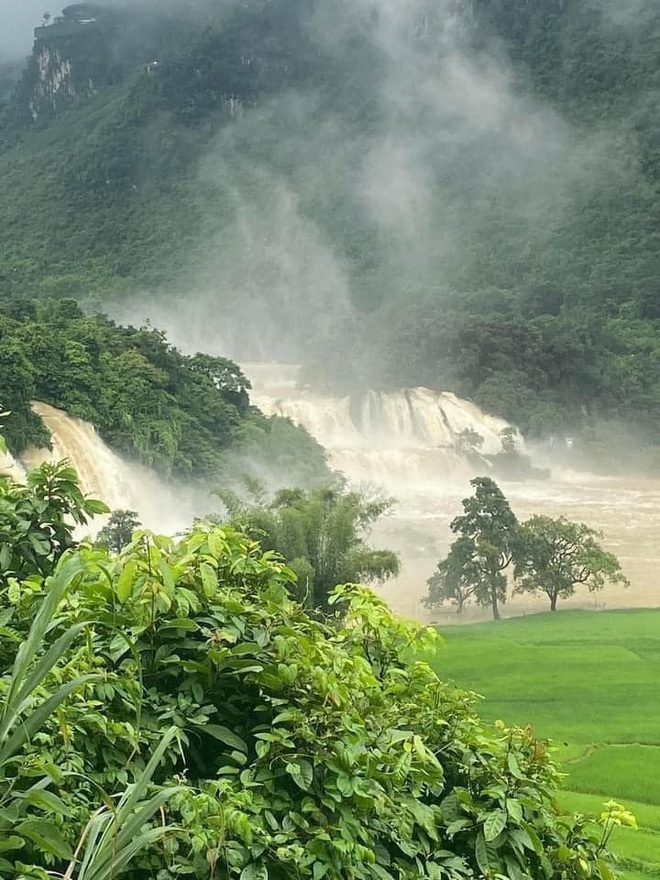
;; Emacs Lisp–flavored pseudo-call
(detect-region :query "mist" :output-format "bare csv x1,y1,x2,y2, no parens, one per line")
0,0,45,59
0,0,231,61
109,0,643,392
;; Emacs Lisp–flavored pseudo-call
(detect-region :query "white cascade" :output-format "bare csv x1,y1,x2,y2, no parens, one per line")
20,402,196,534
0,449,28,483
246,364,517,493
246,363,659,621
22,402,140,512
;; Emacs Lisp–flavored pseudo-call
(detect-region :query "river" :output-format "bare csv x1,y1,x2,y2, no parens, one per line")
247,363,660,622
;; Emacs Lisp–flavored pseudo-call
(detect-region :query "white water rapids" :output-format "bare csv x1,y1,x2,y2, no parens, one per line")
247,364,660,621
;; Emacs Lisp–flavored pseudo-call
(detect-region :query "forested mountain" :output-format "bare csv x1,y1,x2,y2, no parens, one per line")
1,0,659,461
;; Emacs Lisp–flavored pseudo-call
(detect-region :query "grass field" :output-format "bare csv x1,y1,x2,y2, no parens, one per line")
425,609,660,879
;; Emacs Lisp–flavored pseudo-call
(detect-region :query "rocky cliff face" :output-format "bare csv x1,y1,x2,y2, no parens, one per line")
30,43,86,122
11,20,124,128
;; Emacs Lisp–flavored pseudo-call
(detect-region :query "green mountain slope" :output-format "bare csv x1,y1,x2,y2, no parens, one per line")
1,0,660,460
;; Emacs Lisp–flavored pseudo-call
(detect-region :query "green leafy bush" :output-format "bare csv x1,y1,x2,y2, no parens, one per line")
0,519,627,878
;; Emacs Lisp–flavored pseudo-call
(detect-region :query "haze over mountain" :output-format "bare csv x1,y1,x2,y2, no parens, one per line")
1,0,660,468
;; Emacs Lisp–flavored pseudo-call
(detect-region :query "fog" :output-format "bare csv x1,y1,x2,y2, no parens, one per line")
112,0,639,384
0,0,45,59
5,0,652,613
0,0,229,60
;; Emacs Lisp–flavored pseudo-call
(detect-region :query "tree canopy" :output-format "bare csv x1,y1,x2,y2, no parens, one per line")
0,299,329,486
426,479,628,618
448,477,519,620
95,508,142,554
513,515,630,611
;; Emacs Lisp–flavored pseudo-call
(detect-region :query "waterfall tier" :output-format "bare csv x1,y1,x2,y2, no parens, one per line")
247,364,516,491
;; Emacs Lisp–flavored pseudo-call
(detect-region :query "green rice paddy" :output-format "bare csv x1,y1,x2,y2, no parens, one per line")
426,609,660,879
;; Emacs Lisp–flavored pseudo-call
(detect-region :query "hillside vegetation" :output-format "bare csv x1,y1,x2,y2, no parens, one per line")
0,298,328,484
0,0,659,462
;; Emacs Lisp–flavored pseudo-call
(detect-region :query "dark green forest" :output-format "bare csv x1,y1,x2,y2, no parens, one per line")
1,0,660,461
0,298,328,484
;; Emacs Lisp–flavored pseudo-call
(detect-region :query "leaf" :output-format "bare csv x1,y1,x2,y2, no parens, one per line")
503,852,526,880
483,809,507,842
1,673,99,763
440,792,461,822
203,724,248,753
208,532,227,559
505,798,523,824
597,858,615,880
240,865,268,880
85,499,111,516
200,562,218,597
0,835,25,853
18,819,73,860
521,821,544,856
474,831,491,877
507,751,524,779
116,560,138,603
286,759,314,791
21,788,71,816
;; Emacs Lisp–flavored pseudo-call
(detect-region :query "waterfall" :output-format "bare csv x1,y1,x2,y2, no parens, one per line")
18,402,198,534
22,403,140,512
245,363,655,622
0,449,28,484
246,364,517,493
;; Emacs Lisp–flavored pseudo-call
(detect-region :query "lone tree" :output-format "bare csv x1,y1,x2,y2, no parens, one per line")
425,535,484,614
428,477,518,620
96,509,141,554
514,515,629,611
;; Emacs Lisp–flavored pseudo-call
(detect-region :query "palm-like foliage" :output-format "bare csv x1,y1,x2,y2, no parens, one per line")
64,727,181,880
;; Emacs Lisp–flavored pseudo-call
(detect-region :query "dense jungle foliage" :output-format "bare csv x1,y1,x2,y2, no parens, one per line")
0,449,634,879
0,298,328,484
0,0,659,461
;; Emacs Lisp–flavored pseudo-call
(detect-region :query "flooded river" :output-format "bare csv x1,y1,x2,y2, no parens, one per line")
248,363,660,622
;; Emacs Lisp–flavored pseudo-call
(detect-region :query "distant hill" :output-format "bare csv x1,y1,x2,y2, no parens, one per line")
1,0,659,465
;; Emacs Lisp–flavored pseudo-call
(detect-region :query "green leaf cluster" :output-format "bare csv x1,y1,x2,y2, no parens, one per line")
0,459,108,584
0,517,625,879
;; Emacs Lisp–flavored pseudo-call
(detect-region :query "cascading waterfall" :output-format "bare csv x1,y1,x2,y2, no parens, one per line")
17,402,197,534
0,375,654,618
247,364,516,491
22,402,141,512
0,449,28,483
246,362,660,620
